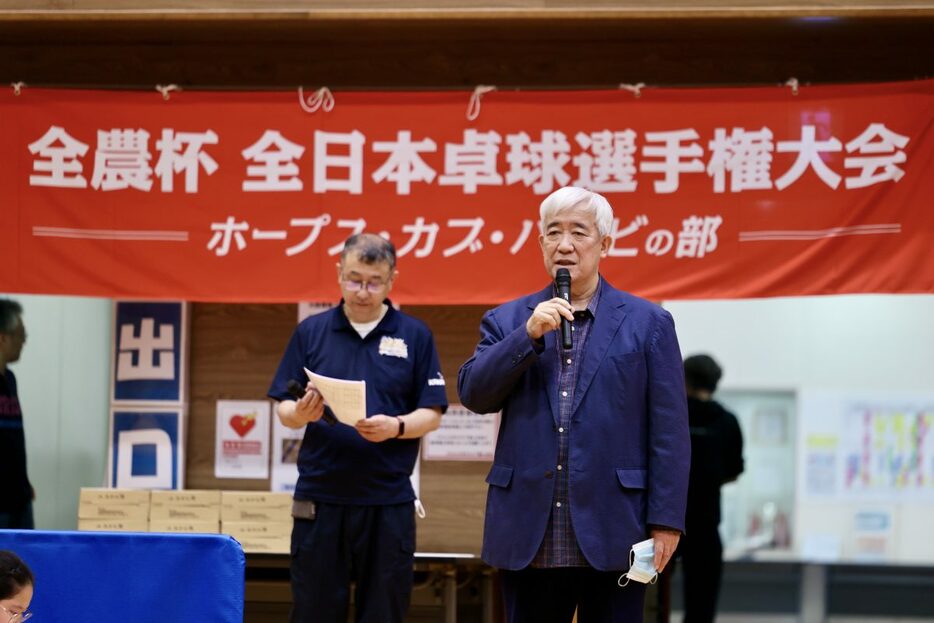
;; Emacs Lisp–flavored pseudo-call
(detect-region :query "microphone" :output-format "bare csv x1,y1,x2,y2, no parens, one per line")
555,268,572,350
287,379,336,425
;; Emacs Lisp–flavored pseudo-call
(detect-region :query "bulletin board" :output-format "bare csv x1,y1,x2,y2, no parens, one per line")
796,390,934,563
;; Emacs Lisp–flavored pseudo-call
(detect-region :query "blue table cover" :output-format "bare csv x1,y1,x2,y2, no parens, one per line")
0,530,245,622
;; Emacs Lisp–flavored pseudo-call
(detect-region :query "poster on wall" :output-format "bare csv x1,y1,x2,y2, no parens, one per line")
422,405,499,461
108,408,184,489
270,415,305,493
111,301,188,404
798,390,934,502
214,400,271,479
851,509,894,561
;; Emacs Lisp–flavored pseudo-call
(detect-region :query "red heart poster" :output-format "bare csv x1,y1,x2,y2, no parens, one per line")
215,400,270,479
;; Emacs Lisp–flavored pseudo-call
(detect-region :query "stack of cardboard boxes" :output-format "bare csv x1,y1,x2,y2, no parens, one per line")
77,488,293,553
220,491,292,553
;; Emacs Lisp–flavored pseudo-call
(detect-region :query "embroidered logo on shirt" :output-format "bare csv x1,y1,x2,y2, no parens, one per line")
427,372,446,386
379,336,409,359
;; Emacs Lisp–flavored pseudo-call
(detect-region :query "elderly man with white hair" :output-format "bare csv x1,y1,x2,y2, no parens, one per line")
459,186,691,622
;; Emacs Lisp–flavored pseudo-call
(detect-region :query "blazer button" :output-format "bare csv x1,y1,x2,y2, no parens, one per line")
544,470,554,479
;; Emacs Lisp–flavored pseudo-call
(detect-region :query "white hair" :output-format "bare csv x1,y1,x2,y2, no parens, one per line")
538,186,614,237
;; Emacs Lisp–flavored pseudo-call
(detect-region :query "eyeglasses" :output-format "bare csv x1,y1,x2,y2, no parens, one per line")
342,279,388,294
0,604,32,622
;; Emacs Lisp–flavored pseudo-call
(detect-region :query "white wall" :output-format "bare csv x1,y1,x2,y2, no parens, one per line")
665,294,934,564
2,294,111,530
666,294,934,392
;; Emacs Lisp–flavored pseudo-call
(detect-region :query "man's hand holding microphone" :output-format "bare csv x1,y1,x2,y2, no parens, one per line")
526,268,574,349
278,379,334,428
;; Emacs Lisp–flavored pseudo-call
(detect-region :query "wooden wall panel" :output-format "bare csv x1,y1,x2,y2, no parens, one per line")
187,303,296,491
405,304,491,554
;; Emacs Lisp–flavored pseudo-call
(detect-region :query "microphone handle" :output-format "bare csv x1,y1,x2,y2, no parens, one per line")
287,380,337,425
559,289,573,350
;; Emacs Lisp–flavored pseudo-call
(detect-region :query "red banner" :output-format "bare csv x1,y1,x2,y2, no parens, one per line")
1,81,931,304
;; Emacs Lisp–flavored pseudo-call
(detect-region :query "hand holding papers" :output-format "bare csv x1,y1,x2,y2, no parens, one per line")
304,367,366,426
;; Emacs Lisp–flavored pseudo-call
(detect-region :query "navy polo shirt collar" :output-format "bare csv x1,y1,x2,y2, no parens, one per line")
331,299,400,336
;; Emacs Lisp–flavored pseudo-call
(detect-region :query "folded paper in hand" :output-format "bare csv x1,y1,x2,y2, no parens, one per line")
303,367,366,426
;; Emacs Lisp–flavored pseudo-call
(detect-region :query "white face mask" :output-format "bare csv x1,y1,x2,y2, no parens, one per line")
618,537,658,587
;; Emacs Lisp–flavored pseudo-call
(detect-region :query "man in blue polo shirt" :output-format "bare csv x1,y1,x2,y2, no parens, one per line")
268,233,448,623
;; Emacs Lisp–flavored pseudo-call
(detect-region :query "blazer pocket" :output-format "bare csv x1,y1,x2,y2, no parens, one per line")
616,468,647,490
485,464,514,488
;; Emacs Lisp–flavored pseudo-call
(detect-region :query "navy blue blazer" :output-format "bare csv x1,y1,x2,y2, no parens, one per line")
458,280,690,571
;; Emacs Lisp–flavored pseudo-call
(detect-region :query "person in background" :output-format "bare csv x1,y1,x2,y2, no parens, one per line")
268,233,448,623
0,300,34,530
458,186,690,623
677,354,745,623
0,550,34,622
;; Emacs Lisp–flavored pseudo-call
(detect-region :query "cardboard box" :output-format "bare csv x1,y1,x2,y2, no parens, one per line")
222,521,292,540
150,519,220,534
78,487,151,520
221,505,291,522
78,502,150,520
220,491,292,508
79,487,150,506
222,521,292,539
233,535,290,554
150,489,221,507
150,505,220,521
78,518,149,532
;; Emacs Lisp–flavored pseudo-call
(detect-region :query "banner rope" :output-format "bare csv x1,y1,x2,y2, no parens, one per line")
466,85,496,121
619,82,645,98
298,86,335,113
155,84,182,100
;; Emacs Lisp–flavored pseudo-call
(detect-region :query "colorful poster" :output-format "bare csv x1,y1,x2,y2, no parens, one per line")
798,391,934,501
214,400,271,479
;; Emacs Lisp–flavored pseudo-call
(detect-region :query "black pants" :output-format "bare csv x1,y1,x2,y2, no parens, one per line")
677,529,723,623
501,566,647,623
290,501,415,623
0,502,34,529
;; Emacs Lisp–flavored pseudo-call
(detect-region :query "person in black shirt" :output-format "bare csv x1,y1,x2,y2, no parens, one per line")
0,299,34,530
676,354,744,623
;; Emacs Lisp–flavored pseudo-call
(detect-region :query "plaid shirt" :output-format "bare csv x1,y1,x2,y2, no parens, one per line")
530,279,602,568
